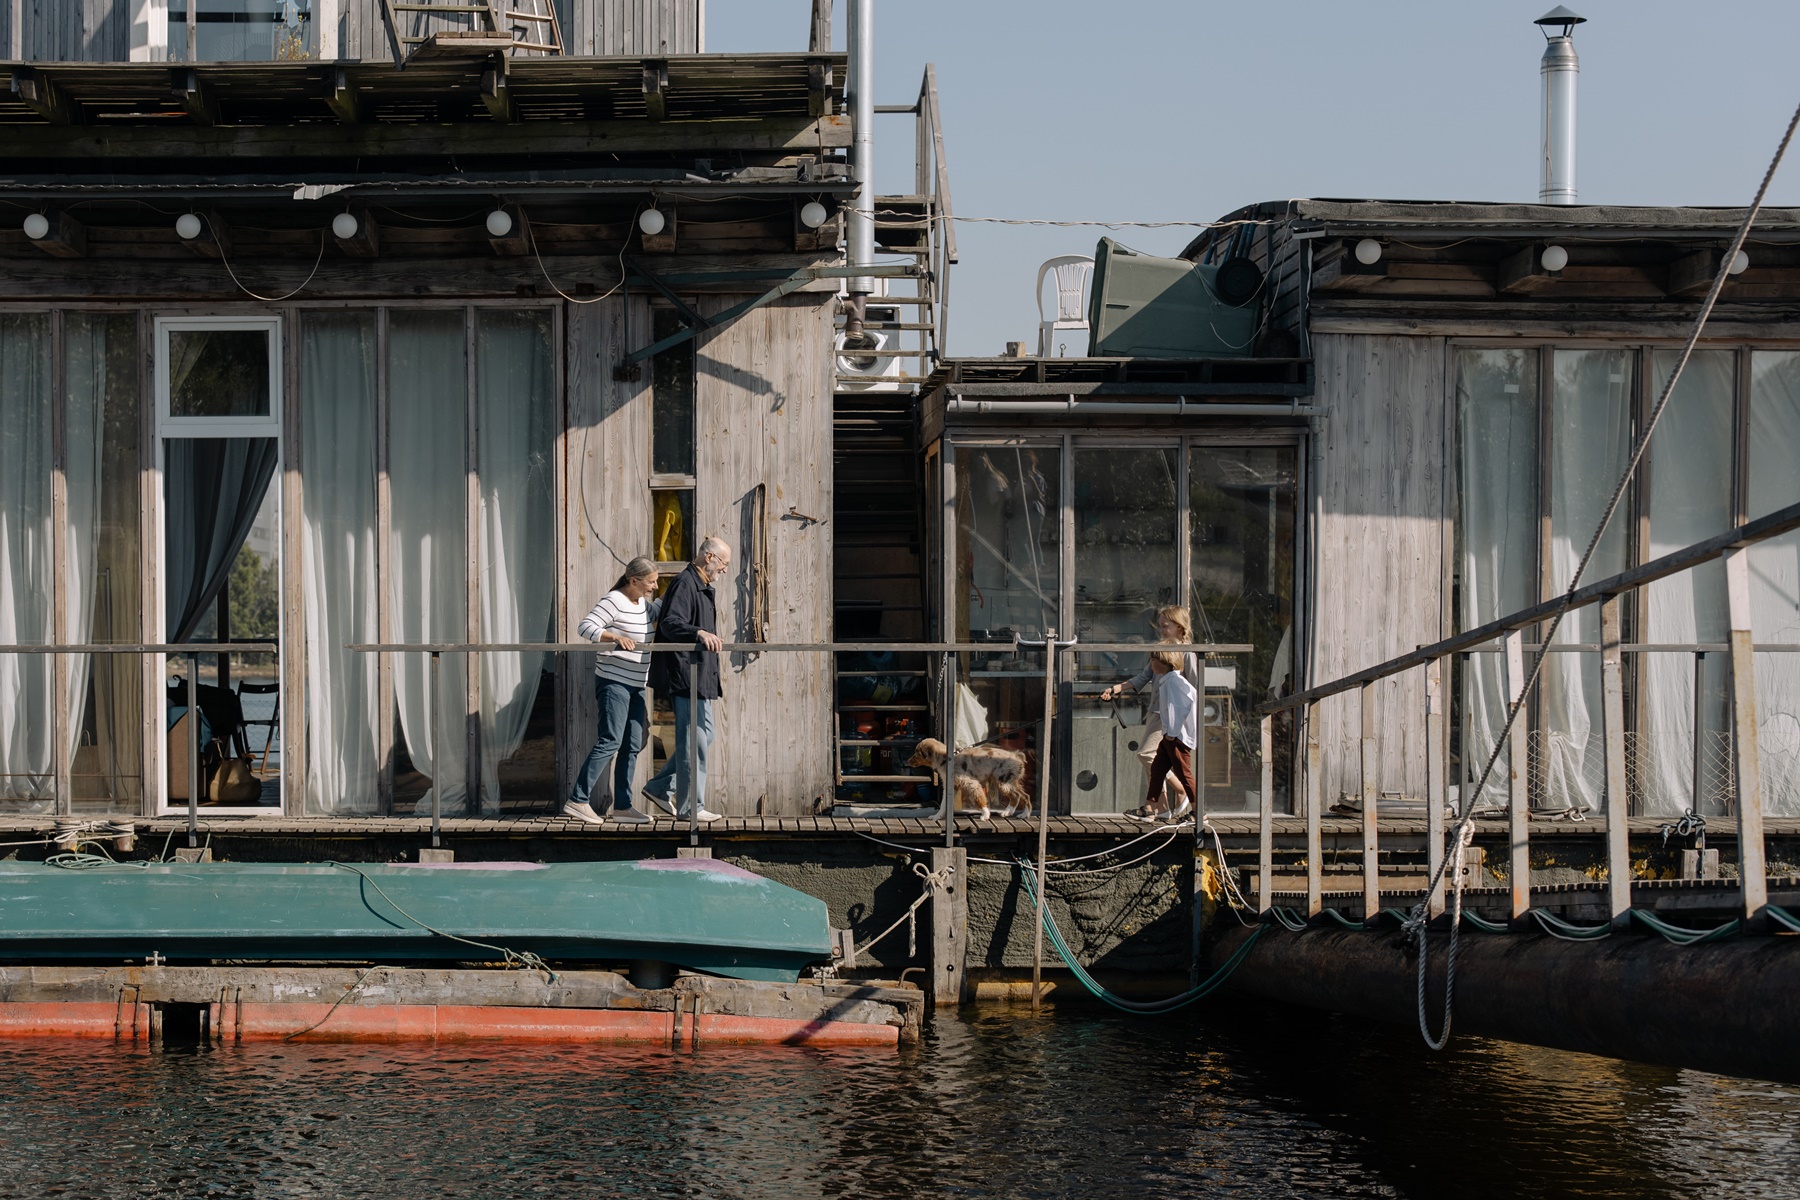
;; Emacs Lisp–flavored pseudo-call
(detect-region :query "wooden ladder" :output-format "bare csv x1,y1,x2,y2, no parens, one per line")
382,0,564,57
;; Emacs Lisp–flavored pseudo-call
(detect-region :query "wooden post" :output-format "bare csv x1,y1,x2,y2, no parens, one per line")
929,844,966,1007
1031,632,1055,1011
1305,700,1322,919
1504,629,1530,921
808,0,831,52
1600,595,1631,927
1359,681,1378,921
1425,657,1447,918
1257,713,1273,915
1724,549,1768,921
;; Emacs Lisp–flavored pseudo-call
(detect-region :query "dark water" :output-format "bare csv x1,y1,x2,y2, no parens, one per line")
1,999,1795,1199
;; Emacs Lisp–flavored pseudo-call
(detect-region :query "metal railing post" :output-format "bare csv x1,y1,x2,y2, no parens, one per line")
186,653,200,848
1258,713,1273,915
1505,630,1531,922
1692,649,1708,811
1724,548,1768,922
429,651,442,849
1425,657,1447,919
1030,630,1055,1012
942,650,956,847
687,668,699,846
1305,700,1322,919
1600,596,1631,927
1359,681,1378,921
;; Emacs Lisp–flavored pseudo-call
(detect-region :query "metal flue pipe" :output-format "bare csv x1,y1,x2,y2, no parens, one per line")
844,0,876,334
1536,7,1585,204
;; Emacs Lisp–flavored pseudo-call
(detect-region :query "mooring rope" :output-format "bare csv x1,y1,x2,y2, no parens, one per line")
1403,93,1800,1053
1015,858,1264,1013
325,862,559,982
856,861,949,960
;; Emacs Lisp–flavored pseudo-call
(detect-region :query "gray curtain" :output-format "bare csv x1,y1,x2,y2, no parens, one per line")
163,437,280,644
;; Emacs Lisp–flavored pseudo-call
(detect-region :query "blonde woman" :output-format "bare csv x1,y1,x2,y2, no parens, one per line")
1099,605,1203,810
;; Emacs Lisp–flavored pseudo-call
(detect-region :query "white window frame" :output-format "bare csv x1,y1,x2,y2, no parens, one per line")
155,316,283,437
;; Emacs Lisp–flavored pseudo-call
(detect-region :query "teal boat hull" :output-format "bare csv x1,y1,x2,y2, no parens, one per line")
0,859,832,983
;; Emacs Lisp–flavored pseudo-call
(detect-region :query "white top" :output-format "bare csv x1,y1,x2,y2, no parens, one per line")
578,590,656,686
1152,667,1198,750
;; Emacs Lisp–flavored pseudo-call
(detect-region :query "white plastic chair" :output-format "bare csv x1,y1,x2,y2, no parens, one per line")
1036,255,1093,357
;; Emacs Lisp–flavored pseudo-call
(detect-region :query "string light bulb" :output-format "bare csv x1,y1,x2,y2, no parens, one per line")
21,213,49,240
1354,238,1382,265
1729,250,1750,275
331,212,360,239
638,207,667,236
799,201,829,229
176,212,204,240
1540,244,1570,272
485,208,513,238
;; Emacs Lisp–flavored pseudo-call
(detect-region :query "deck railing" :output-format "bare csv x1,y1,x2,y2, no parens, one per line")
1258,497,1800,927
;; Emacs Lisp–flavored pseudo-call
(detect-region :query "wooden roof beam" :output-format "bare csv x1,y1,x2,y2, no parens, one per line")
488,205,530,256
171,69,217,127
325,67,361,123
11,67,76,125
1498,243,1558,295
481,57,513,123
181,212,231,259
642,60,669,121
334,211,380,258
24,210,86,258
1668,249,1722,297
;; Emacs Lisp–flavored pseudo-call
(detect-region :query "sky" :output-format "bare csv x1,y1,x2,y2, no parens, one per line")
706,0,1800,357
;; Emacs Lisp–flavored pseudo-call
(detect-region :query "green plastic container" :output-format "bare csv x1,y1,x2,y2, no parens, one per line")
1086,238,1259,358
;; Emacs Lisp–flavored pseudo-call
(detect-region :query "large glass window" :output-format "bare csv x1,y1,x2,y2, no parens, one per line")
67,315,144,814
1455,348,1538,808
168,0,313,62
956,444,1060,642
301,312,378,815
0,315,54,810
1643,350,1736,814
1749,351,1800,814
1190,446,1297,812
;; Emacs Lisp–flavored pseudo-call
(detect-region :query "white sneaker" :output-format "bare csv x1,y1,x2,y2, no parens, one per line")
641,789,679,819
611,807,652,824
561,800,605,825
676,807,724,823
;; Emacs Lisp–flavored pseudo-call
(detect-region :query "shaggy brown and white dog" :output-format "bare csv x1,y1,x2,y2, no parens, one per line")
906,737,1032,820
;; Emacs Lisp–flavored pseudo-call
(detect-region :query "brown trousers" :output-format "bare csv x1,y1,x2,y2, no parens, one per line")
1144,737,1196,808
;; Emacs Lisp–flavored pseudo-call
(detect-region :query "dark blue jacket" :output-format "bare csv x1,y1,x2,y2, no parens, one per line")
649,563,721,700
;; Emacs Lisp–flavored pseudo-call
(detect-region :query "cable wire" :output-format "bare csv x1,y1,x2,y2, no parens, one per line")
1405,93,1800,1053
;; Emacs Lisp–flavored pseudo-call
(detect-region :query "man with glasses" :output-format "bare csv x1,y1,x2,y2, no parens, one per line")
643,536,730,822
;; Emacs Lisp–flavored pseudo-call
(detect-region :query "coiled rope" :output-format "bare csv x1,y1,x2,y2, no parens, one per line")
856,861,950,960
1016,858,1264,1014
1403,94,1800,1052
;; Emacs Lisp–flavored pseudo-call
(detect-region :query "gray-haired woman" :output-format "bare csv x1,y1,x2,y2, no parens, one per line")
564,557,660,824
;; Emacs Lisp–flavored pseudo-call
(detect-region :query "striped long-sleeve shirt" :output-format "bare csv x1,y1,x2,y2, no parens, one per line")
578,590,658,686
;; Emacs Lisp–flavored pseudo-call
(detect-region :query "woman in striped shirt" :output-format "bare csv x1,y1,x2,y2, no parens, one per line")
564,557,661,824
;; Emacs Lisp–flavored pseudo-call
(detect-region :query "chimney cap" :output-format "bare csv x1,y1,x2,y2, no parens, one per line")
1535,6,1586,34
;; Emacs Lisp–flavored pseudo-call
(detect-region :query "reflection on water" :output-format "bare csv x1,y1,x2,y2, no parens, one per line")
0,998,1793,1199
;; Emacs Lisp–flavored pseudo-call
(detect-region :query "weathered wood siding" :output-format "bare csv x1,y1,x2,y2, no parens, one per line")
1310,333,1447,805
342,0,700,60
563,294,833,816
13,0,131,60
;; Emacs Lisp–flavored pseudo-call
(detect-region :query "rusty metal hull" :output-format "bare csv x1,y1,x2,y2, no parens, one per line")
1208,925,1800,1084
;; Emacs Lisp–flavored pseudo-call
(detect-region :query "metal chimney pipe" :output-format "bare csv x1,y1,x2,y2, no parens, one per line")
1536,7,1585,205
845,0,876,317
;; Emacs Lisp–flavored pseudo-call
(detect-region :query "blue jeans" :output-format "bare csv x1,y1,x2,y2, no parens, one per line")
571,677,648,810
643,694,714,817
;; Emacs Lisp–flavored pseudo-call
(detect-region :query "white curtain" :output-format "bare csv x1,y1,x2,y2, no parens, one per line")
475,311,555,809
1642,351,1736,815
1541,350,1633,813
1749,351,1800,815
63,315,112,804
302,313,380,814
389,313,473,814
0,315,53,808
1455,349,1537,808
